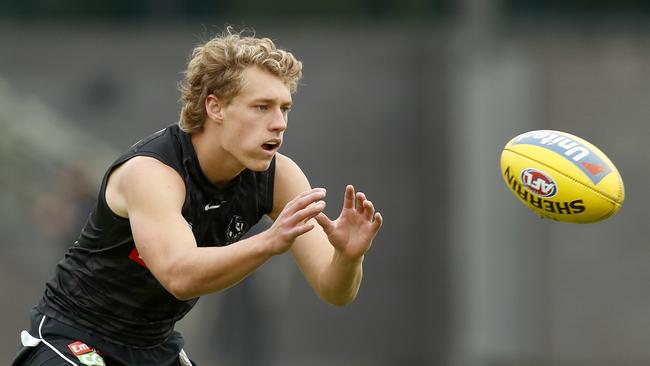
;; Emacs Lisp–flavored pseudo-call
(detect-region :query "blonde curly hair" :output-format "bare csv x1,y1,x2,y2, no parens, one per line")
178,28,303,132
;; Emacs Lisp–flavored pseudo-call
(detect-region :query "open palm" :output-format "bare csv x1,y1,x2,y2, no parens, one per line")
315,185,383,260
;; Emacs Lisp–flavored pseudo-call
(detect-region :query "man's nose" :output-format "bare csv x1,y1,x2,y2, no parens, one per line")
269,109,287,131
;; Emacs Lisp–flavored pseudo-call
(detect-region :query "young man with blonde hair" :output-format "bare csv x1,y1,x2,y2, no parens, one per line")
13,29,382,365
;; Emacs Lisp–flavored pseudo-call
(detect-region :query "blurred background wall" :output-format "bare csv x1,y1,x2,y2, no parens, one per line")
1,0,649,365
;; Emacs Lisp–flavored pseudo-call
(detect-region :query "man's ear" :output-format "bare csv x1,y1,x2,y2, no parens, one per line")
205,94,224,123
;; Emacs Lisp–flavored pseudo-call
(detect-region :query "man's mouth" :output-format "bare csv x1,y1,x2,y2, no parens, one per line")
262,139,281,152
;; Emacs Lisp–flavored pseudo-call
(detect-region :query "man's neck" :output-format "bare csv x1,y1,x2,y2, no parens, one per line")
190,130,244,187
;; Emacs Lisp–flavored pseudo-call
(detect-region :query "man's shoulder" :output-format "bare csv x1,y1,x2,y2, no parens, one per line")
107,155,185,218
269,153,312,218
128,125,181,155
112,124,187,177
274,152,300,173
273,153,308,189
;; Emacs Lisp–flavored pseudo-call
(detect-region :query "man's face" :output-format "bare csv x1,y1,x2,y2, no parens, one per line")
219,66,292,171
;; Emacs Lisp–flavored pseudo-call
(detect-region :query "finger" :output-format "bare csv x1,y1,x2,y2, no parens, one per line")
356,192,366,213
314,212,335,235
294,188,326,202
371,212,383,232
362,200,375,221
286,188,326,214
291,200,326,225
290,222,316,237
343,185,355,209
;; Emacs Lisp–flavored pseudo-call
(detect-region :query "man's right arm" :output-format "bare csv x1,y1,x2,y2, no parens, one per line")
106,156,324,300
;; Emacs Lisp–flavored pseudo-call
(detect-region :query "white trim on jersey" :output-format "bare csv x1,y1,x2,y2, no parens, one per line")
21,330,41,347
37,315,79,365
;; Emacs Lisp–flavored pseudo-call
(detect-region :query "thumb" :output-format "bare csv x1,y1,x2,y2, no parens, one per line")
314,212,335,234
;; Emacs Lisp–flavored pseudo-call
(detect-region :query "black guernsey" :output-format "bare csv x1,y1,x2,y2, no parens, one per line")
37,124,275,348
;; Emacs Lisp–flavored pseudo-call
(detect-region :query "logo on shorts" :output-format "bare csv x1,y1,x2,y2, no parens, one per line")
67,341,105,366
520,168,557,198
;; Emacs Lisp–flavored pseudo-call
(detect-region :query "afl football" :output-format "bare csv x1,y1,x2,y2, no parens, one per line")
500,130,624,223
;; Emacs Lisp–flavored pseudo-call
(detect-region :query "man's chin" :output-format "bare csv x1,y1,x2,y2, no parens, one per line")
247,157,274,172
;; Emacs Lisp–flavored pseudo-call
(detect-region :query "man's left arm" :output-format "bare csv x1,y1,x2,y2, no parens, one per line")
270,153,383,306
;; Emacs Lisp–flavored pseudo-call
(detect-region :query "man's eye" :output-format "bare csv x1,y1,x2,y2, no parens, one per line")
281,106,292,113
256,105,269,111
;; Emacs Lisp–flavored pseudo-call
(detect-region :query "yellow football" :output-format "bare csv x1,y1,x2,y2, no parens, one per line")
500,130,624,223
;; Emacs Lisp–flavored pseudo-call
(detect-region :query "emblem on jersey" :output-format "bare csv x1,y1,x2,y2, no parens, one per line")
204,200,227,211
226,215,249,243
67,341,106,366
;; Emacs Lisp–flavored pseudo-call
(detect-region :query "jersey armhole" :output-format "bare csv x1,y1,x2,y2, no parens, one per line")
99,152,184,222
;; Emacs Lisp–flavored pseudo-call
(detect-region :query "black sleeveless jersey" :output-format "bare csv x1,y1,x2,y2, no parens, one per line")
37,124,276,348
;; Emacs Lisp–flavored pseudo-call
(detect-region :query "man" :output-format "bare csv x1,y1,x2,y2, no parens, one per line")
13,29,383,365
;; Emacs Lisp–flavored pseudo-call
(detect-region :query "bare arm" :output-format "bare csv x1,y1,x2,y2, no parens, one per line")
270,154,383,306
108,156,325,300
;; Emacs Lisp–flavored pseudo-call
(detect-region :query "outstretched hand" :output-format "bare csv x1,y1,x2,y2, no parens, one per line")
266,188,327,255
315,185,383,260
